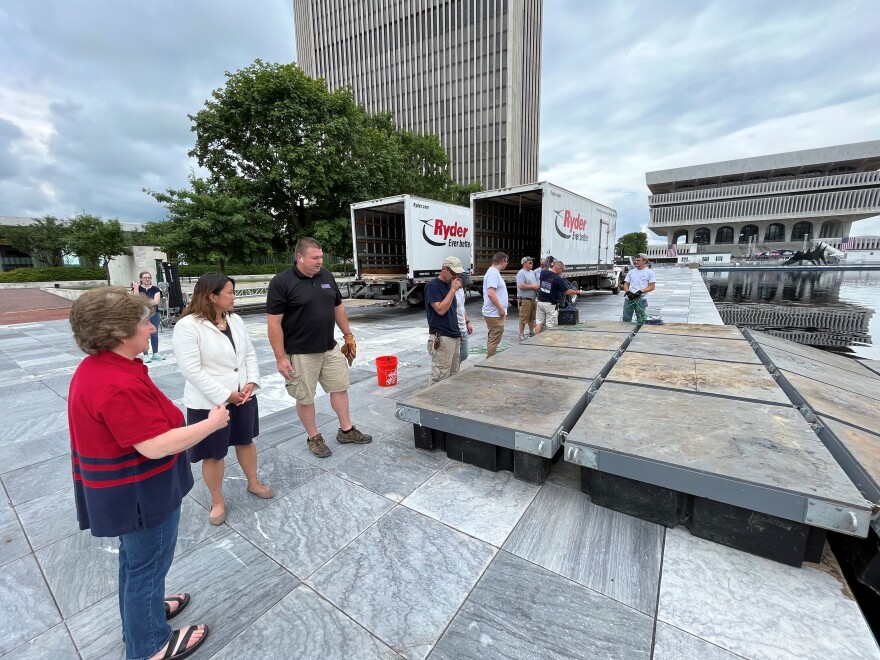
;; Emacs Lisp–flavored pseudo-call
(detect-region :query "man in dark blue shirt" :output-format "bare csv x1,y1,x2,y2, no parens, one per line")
425,256,464,384
536,258,582,333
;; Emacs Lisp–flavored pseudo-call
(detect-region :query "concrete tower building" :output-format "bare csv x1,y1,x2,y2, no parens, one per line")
293,0,542,190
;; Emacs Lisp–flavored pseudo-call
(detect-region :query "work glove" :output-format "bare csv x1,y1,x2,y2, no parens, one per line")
625,291,637,301
341,333,356,365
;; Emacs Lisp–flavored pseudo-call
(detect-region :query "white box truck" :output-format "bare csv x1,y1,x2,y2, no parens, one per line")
349,194,473,305
470,182,620,294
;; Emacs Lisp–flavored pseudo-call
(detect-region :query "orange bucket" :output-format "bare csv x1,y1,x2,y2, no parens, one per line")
376,356,398,386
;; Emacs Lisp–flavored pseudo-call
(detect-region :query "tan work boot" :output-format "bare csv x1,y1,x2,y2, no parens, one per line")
336,425,372,444
307,433,332,458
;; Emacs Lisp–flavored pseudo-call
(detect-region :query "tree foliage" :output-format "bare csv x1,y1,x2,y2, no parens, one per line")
184,60,481,253
66,213,127,282
615,232,648,257
1,216,68,267
145,177,277,271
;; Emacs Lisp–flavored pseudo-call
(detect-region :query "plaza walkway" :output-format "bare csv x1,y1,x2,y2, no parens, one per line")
0,267,876,659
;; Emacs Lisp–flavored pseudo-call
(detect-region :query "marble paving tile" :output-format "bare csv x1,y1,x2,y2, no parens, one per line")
173,493,225,555
16,487,80,550
189,447,322,526
431,551,654,660
0,433,70,474
0,555,62,655
276,418,378,469
332,440,448,502
35,529,119,618
233,472,394,578
308,506,496,660
652,622,745,660
0,623,79,660
67,529,300,659
658,528,880,660
503,484,663,615
212,584,399,660
0,507,31,567
402,462,539,546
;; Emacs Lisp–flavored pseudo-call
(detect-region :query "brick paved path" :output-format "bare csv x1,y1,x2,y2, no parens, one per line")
0,289,72,325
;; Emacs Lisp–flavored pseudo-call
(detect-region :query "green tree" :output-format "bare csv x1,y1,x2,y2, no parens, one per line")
66,213,127,282
615,232,648,258
186,60,478,251
146,177,277,271
308,217,353,264
1,216,68,267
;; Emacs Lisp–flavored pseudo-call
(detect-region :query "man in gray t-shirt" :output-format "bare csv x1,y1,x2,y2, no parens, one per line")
515,256,540,341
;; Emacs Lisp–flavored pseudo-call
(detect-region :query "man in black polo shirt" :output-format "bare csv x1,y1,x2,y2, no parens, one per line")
267,237,372,458
425,255,464,384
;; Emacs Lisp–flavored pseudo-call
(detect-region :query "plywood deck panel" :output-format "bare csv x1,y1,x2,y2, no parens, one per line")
762,345,880,401
606,353,789,404
627,333,762,365
398,368,591,444
750,331,880,379
783,371,880,434
522,330,631,351
477,345,615,380
638,323,746,341
566,382,868,516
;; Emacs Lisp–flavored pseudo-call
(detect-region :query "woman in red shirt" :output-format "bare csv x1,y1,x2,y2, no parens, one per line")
68,287,229,660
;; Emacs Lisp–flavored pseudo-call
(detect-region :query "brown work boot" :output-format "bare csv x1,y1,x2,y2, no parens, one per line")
307,433,332,458
336,425,372,444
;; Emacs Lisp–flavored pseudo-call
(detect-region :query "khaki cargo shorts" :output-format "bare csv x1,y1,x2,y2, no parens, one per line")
284,347,349,405
518,298,536,324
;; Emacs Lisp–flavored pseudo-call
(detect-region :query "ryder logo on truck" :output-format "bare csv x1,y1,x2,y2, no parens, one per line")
420,219,472,248
554,209,590,242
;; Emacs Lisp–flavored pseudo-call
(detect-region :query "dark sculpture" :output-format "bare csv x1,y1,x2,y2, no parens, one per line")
783,240,843,266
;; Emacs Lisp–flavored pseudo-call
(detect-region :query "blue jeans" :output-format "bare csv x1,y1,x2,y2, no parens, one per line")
622,296,648,324
145,310,160,355
119,506,180,660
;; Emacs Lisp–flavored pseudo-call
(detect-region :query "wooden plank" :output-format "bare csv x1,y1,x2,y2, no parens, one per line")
638,323,745,341
476,345,614,380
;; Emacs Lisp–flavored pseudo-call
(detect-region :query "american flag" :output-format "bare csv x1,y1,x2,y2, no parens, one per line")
666,244,677,257
840,237,855,251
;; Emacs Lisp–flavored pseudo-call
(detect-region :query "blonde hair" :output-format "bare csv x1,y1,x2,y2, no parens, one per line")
70,287,152,355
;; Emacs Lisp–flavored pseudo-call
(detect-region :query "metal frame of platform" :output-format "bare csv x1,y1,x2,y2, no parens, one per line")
396,327,636,483
746,329,880,534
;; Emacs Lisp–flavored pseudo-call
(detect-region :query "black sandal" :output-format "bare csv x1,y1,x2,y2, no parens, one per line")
160,624,209,659
164,593,191,621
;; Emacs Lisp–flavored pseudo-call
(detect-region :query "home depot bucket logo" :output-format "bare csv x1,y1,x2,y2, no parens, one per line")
554,209,590,242
420,219,472,248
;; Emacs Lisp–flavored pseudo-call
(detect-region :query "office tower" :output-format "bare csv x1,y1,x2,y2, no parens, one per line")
294,0,542,190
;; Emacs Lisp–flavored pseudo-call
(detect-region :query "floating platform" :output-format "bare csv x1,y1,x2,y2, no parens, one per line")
399,322,878,566
564,323,872,566
747,330,880,533
396,325,635,484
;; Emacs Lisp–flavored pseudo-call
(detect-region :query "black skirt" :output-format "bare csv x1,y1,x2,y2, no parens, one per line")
187,397,260,462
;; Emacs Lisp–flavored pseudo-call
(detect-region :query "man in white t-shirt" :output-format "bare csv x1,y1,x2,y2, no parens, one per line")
481,252,509,357
623,253,656,325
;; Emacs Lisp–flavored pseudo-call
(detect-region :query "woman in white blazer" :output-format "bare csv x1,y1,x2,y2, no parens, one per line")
172,273,273,525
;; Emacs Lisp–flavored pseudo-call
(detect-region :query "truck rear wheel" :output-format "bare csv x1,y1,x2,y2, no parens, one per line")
611,285,620,295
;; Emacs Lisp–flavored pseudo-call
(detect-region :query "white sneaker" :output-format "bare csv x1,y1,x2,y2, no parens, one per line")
152,353,165,361
142,354,152,363
518,334,526,342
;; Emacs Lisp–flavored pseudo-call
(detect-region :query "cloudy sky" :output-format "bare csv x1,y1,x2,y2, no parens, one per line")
1,0,878,240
